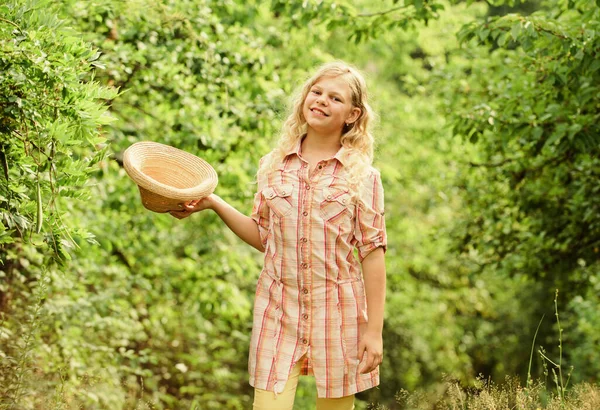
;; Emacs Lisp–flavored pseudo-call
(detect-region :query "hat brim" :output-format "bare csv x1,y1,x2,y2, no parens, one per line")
123,141,218,213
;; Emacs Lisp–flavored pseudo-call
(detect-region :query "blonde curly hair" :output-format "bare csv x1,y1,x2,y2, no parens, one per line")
260,61,376,198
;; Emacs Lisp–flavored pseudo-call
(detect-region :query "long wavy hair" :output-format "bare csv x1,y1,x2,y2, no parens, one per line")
260,61,376,198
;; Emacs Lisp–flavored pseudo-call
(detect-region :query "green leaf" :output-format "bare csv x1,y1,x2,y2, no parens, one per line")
478,28,491,42
531,127,543,141
544,124,567,147
497,31,508,47
510,22,521,41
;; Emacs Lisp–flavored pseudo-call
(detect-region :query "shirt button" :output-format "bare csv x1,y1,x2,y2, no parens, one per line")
301,237,307,243
305,185,310,190
327,195,333,200
302,211,308,216
302,338,308,345
301,263,308,269
302,314,309,320
302,288,309,294
318,165,323,169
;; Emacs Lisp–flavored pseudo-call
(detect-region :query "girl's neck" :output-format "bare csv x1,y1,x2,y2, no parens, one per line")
301,130,342,159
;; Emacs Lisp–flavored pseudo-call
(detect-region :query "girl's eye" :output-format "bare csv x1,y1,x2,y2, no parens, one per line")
332,97,341,102
312,90,321,95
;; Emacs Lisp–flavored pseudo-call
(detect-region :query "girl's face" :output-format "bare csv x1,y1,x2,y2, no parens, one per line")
302,75,361,138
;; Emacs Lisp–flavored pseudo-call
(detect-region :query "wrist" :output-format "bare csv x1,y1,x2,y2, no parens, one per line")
206,193,221,211
366,324,383,335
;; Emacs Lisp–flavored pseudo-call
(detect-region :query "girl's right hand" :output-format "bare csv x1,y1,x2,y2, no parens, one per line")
169,195,214,219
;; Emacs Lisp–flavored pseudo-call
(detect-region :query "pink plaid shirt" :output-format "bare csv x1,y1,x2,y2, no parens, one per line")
249,142,387,398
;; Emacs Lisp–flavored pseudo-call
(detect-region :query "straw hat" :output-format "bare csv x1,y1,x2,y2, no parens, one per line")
123,141,218,213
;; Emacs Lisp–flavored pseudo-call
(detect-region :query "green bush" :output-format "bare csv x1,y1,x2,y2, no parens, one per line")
0,0,116,407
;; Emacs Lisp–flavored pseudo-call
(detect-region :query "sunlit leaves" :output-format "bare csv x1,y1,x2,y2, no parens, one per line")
270,0,446,43
0,0,117,263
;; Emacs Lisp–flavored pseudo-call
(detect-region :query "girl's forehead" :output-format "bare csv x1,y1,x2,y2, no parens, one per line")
312,75,353,96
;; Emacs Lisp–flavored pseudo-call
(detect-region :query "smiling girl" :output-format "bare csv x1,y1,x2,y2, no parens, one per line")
172,61,387,410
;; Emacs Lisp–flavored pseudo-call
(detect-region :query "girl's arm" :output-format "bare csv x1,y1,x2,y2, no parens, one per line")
170,194,265,252
357,247,386,373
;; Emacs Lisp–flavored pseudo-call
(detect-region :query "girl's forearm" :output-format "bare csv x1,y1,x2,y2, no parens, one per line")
209,194,265,252
361,247,386,333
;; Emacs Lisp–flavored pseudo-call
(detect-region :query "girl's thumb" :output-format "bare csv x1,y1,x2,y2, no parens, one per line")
357,340,366,360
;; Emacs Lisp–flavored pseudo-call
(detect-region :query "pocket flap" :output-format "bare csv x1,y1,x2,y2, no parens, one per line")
323,186,350,205
263,184,293,200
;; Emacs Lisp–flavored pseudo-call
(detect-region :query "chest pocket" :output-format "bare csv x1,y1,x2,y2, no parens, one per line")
263,184,294,219
319,186,352,222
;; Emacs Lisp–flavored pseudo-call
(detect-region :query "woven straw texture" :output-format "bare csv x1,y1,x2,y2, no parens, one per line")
123,141,218,213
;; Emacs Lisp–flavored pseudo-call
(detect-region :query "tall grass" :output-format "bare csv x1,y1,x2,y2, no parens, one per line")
0,267,52,410
391,378,600,410
376,289,598,410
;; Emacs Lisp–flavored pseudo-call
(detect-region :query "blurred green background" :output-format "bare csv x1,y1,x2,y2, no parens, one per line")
1,0,599,408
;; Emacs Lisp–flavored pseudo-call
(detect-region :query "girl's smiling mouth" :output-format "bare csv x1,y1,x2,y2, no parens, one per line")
311,107,329,116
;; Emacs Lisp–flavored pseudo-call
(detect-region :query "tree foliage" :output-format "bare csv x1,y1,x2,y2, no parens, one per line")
442,0,600,380
0,0,117,406
0,0,116,257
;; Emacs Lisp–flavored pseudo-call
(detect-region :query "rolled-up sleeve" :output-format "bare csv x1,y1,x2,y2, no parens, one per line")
251,156,270,247
354,169,387,262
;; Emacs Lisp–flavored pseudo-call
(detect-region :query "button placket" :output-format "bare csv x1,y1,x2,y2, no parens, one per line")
298,177,314,351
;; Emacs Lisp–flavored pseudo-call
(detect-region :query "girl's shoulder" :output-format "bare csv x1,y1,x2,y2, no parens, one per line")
358,166,383,194
256,151,281,187
364,164,381,178
257,151,274,168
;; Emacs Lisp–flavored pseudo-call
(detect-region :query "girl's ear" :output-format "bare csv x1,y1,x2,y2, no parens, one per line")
346,107,361,125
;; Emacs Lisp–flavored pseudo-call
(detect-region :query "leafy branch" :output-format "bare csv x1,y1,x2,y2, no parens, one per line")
357,5,409,17
0,17,23,33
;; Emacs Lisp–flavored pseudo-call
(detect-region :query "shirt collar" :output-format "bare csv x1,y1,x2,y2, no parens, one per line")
333,146,348,166
284,137,348,166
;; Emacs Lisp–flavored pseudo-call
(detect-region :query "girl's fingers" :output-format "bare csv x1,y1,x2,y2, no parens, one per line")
358,342,368,373
360,348,382,373
357,341,366,360
358,343,368,373
185,200,200,210
184,199,202,210
361,352,375,373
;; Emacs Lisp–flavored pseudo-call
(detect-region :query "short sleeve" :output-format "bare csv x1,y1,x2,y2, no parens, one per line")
250,155,271,247
353,169,387,262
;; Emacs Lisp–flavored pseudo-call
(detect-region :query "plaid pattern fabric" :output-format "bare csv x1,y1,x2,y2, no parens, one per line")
249,143,387,399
